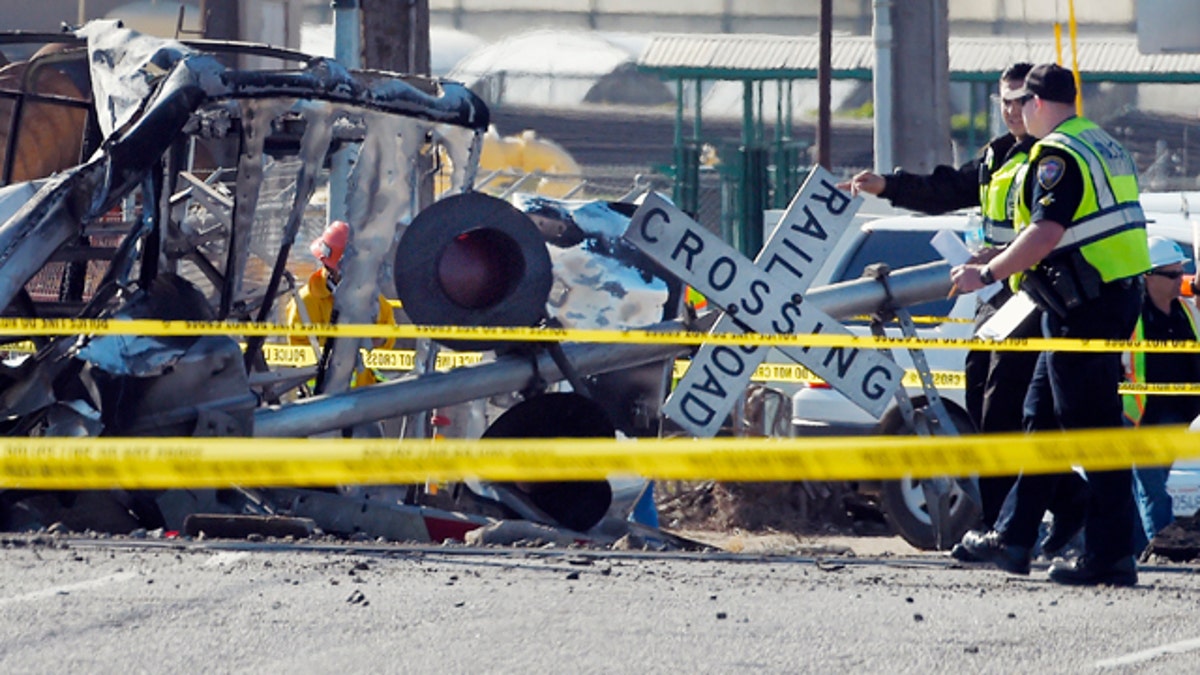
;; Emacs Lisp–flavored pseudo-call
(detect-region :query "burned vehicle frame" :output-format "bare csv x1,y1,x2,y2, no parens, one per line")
0,24,694,542
0,24,491,431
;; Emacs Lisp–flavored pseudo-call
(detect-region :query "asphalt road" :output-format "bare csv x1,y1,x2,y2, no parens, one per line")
2,534,1199,673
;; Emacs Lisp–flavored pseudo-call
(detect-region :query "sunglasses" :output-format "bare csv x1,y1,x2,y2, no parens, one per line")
1147,269,1185,280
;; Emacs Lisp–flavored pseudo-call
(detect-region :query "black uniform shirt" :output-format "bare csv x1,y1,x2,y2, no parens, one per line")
881,133,1033,215
1141,300,1200,425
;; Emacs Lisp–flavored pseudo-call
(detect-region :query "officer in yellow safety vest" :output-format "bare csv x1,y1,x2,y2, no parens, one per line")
952,63,1151,586
840,63,1086,560
1123,236,1200,553
285,220,396,391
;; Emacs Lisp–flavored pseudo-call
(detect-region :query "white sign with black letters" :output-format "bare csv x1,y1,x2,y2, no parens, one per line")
660,170,860,436
625,168,904,437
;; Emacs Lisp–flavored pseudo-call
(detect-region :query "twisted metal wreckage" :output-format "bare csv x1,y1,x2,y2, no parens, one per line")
0,22,964,548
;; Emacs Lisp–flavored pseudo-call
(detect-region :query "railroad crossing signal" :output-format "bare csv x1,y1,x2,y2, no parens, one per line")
625,166,905,437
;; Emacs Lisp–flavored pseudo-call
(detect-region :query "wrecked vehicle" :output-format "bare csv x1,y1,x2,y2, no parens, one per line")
0,22,691,547
0,22,987,552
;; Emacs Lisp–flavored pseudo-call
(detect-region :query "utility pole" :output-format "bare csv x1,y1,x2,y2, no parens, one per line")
361,0,430,76
361,0,433,209
200,0,240,59
871,0,892,174
885,0,952,172
327,0,361,229
333,0,361,69
816,0,832,169
200,0,239,39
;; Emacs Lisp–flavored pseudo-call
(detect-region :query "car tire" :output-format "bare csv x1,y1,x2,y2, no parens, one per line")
875,397,981,551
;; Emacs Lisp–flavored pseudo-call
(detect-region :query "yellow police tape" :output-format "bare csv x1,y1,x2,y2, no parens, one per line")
8,336,1200,393
0,425,1194,490
1,316,1198,354
848,314,974,325
668,359,966,389
263,347,1191,393
257,343,488,371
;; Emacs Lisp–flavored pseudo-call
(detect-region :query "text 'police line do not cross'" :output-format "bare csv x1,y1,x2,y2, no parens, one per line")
624,166,905,438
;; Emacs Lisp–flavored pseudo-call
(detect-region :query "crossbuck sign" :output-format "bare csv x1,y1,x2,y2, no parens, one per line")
625,167,905,437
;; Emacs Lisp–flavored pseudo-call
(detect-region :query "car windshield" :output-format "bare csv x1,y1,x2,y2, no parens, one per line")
835,229,954,318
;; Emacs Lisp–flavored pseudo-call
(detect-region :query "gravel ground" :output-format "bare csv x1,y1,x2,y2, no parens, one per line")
2,533,1199,673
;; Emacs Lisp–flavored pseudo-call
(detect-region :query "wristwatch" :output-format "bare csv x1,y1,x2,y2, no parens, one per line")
979,266,995,285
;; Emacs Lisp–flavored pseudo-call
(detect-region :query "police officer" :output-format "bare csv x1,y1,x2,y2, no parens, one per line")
951,63,1150,586
1124,236,1200,552
841,66,1035,450
840,63,1085,552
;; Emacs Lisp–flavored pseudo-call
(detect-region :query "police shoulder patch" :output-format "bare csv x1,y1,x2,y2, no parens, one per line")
1037,156,1065,189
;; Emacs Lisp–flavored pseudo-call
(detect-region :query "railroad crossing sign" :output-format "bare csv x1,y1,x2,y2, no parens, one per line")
625,167,905,437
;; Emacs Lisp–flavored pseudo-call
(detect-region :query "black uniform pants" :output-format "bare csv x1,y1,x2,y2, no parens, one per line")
996,277,1143,563
966,287,1046,527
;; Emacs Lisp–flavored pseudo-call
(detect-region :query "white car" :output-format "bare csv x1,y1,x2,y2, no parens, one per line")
785,194,1200,550
790,211,978,435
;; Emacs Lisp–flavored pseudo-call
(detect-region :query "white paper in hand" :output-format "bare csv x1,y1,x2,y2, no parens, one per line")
976,290,1039,340
929,230,1000,302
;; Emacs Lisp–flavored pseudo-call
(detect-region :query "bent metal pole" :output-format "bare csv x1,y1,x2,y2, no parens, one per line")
252,261,953,438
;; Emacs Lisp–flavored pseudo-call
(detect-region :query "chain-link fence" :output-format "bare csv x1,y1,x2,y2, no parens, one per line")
1108,108,1200,193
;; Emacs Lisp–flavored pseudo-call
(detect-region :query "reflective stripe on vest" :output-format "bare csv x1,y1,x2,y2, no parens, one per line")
1053,202,1146,252
1030,117,1151,283
1123,303,1200,426
979,150,1028,246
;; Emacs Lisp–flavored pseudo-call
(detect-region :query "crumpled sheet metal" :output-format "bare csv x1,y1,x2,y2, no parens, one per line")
77,19,489,136
75,335,190,377
0,22,492,439
511,194,676,331
323,112,425,395
0,20,490,315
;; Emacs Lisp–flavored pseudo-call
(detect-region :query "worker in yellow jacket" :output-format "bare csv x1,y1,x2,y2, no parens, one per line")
285,220,396,390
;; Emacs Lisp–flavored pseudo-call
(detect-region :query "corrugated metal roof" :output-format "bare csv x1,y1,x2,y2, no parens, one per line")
638,33,1200,83
638,33,873,77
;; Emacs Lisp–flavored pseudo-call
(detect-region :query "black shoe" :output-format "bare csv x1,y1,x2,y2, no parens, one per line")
960,530,1031,575
1048,555,1137,587
950,542,982,562
1041,510,1086,557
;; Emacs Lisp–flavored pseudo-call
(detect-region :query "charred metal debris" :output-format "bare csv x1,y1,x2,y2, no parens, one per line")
0,22,697,550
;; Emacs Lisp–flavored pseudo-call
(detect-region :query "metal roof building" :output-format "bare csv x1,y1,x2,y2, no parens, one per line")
637,33,1200,84
636,32,1200,254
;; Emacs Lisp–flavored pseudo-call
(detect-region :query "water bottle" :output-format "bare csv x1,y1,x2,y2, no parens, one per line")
963,212,986,253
